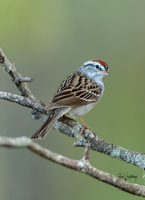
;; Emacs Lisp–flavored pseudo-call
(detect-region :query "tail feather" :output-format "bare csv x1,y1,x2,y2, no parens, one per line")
31,107,70,139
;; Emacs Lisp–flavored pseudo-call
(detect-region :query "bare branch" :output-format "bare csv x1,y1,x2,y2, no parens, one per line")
0,48,41,104
0,48,46,121
0,48,145,171
1,48,145,196
0,91,46,114
0,135,145,197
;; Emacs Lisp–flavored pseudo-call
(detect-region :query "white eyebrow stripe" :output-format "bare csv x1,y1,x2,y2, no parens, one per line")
83,61,95,66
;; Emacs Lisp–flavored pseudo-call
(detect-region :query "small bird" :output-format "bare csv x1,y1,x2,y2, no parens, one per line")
31,59,109,139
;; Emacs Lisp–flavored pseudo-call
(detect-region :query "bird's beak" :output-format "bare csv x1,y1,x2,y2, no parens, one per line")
101,70,110,76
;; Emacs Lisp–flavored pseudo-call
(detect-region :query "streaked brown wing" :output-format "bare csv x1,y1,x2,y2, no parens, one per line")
48,71,102,108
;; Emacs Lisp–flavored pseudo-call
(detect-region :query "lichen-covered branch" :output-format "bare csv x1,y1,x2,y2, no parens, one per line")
0,48,40,102
0,135,145,197
0,91,46,114
0,48,46,121
0,90,145,170
1,48,145,196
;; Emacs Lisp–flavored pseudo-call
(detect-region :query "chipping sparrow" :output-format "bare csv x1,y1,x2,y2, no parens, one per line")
31,59,109,139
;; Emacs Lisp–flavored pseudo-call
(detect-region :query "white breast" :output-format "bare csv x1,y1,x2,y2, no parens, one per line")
67,102,97,117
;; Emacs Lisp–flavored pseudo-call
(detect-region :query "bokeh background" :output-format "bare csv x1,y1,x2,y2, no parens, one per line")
0,0,145,199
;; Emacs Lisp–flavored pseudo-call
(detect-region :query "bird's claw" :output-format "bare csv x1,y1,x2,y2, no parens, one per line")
80,124,91,135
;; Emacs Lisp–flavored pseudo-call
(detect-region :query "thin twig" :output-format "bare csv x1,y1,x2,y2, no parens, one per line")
15,77,33,84
83,143,91,160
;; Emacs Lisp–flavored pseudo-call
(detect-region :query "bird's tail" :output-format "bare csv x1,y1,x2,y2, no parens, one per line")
31,107,69,139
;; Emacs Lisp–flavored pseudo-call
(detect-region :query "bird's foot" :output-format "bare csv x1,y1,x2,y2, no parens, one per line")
80,124,91,135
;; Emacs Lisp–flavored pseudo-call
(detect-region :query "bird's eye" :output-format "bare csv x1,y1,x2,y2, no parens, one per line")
95,65,102,71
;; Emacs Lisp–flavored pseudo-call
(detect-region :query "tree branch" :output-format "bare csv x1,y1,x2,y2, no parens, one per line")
0,135,145,197
0,49,39,102
0,91,46,114
0,48,145,197
0,91,145,171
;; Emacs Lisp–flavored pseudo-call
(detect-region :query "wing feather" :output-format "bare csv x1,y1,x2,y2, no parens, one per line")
48,71,102,109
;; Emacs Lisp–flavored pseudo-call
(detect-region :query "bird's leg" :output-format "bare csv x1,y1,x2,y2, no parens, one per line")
79,116,90,134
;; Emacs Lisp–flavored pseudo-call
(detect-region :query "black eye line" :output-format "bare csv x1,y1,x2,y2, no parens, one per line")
104,65,108,70
95,65,103,71
84,63,94,67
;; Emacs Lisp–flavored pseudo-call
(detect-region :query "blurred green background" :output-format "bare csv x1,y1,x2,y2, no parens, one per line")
0,0,145,199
